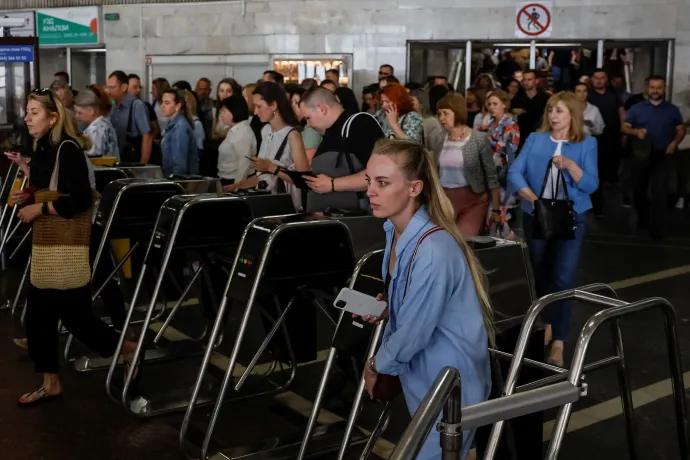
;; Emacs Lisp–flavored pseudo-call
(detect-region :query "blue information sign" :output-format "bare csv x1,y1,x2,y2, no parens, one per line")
0,45,34,63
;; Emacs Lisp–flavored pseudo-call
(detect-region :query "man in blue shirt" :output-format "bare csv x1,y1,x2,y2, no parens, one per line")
106,70,153,164
623,75,686,238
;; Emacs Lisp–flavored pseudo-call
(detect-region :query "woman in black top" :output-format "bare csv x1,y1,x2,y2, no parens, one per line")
7,89,138,405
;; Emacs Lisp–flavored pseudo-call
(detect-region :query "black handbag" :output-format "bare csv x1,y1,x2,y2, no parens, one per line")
532,158,576,240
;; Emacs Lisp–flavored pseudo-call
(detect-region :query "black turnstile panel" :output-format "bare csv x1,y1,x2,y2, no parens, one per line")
473,239,534,332
93,168,128,194
95,179,185,239
333,215,386,262
149,193,295,256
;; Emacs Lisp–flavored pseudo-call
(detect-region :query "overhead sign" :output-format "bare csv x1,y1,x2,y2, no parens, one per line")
515,2,553,38
0,45,33,63
37,7,99,46
0,12,35,37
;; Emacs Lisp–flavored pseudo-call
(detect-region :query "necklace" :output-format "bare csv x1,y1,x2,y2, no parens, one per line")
449,126,470,142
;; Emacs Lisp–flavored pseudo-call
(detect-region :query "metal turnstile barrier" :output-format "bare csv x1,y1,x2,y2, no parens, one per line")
180,213,386,460
109,192,295,417
484,289,689,460
388,367,582,460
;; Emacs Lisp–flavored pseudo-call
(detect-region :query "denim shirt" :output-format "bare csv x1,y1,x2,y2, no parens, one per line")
508,131,599,215
376,206,491,460
161,113,199,176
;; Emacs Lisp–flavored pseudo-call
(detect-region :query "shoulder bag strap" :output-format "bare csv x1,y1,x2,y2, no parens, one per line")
273,128,296,162
538,157,556,199
403,226,443,297
50,139,79,191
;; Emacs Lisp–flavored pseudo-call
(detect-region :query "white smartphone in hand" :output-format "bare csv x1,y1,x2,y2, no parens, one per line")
333,288,387,317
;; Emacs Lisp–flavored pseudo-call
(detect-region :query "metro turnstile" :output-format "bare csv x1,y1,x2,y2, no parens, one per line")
107,192,296,417
180,213,386,460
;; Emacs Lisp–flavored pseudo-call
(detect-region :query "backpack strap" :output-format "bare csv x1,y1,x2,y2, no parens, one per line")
403,226,443,297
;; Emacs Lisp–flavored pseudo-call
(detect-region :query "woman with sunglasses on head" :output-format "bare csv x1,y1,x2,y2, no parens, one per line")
4,89,138,405
361,139,493,460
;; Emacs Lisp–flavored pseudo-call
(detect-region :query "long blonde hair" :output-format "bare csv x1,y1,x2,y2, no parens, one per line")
539,91,585,143
372,139,495,346
28,89,92,151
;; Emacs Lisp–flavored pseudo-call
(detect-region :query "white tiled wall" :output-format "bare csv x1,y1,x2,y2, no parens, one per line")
101,0,690,109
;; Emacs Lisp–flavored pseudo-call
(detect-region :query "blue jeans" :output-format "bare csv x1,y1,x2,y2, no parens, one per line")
524,211,588,342
552,65,572,92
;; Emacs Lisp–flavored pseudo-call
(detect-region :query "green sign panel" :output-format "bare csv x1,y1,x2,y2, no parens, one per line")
37,7,99,46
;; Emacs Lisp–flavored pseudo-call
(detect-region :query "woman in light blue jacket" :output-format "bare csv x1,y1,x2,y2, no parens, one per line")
361,139,493,460
508,91,598,367
160,89,198,176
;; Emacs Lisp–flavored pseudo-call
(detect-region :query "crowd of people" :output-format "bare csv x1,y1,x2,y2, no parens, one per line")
3,58,686,459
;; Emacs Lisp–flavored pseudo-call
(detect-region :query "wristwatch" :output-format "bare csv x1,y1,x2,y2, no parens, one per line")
41,202,49,216
272,165,281,176
368,356,377,373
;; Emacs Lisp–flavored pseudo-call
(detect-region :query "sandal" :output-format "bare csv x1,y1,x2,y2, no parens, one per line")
18,387,62,406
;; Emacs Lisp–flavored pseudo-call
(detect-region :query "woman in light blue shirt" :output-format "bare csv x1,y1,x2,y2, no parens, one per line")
508,91,598,367
362,139,493,460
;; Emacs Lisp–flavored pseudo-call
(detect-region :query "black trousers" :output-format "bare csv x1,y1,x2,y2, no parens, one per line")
590,133,621,214
90,225,127,331
631,148,672,235
26,283,119,374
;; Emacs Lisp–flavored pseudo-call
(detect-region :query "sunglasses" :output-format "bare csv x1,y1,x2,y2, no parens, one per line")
31,88,57,105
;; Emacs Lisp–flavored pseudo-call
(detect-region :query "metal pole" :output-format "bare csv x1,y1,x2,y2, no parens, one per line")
439,381,463,460
666,39,674,102
389,367,461,460
529,40,536,70
596,40,604,68
66,47,72,80
465,40,472,93
610,319,639,460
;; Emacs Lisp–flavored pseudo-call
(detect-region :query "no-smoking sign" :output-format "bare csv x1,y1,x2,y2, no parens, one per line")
515,1,553,38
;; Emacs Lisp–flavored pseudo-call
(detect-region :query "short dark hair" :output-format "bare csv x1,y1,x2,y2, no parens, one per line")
108,70,129,85
220,94,250,124
363,84,379,95
593,68,608,76
384,75,400,84
54,71,69,83
380,64,394,74
301,86,339,108
647,74,666,85
128,73,141,82
405,81,424,91
173,80,192,92
522,69,537,78
320,80,337,89
437,92,468,126
198,77,211,85
263,70,284,85
285,84,305,100
326,68,340,79
574,82,589,91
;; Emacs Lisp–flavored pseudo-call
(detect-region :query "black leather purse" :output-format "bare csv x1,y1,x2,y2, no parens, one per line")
532,158,576,240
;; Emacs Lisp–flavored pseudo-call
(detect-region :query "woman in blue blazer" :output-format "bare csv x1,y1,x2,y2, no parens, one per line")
508,91,598,367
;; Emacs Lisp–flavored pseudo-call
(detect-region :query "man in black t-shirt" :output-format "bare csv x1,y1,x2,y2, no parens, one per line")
299,87,384,212
511,70,549,153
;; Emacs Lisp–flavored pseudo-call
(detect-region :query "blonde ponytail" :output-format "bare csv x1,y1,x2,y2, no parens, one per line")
372,139,496,347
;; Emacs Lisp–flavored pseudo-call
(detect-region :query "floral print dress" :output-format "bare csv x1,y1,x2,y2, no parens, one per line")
488,114,520,186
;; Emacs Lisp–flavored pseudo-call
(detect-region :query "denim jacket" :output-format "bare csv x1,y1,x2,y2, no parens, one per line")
161,113,199,176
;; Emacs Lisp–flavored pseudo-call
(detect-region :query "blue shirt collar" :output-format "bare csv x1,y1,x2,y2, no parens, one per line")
384,205,433,254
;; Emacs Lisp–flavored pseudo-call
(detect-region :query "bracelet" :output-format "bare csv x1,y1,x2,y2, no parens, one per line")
331,178,335,192
42,202,49,216
491,209,501,214
368,356,377,373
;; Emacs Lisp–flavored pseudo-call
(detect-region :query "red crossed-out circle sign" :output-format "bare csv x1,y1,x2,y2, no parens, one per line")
517,3,551,36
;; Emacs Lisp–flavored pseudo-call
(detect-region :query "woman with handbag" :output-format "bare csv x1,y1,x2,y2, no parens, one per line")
360,139,493,460
507,91,599,367
9,89,138,405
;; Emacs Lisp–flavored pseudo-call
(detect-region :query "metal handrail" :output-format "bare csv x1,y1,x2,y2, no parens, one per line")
389,367,462,460
388,368,583,460
545,294,689,460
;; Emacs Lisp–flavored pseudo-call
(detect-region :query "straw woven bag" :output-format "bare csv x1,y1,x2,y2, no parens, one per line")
30,140,94,290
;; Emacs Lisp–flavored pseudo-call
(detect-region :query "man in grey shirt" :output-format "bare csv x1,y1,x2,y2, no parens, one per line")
106,70,152,164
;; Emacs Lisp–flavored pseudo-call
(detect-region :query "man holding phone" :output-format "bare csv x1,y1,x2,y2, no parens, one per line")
300,87,384,212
